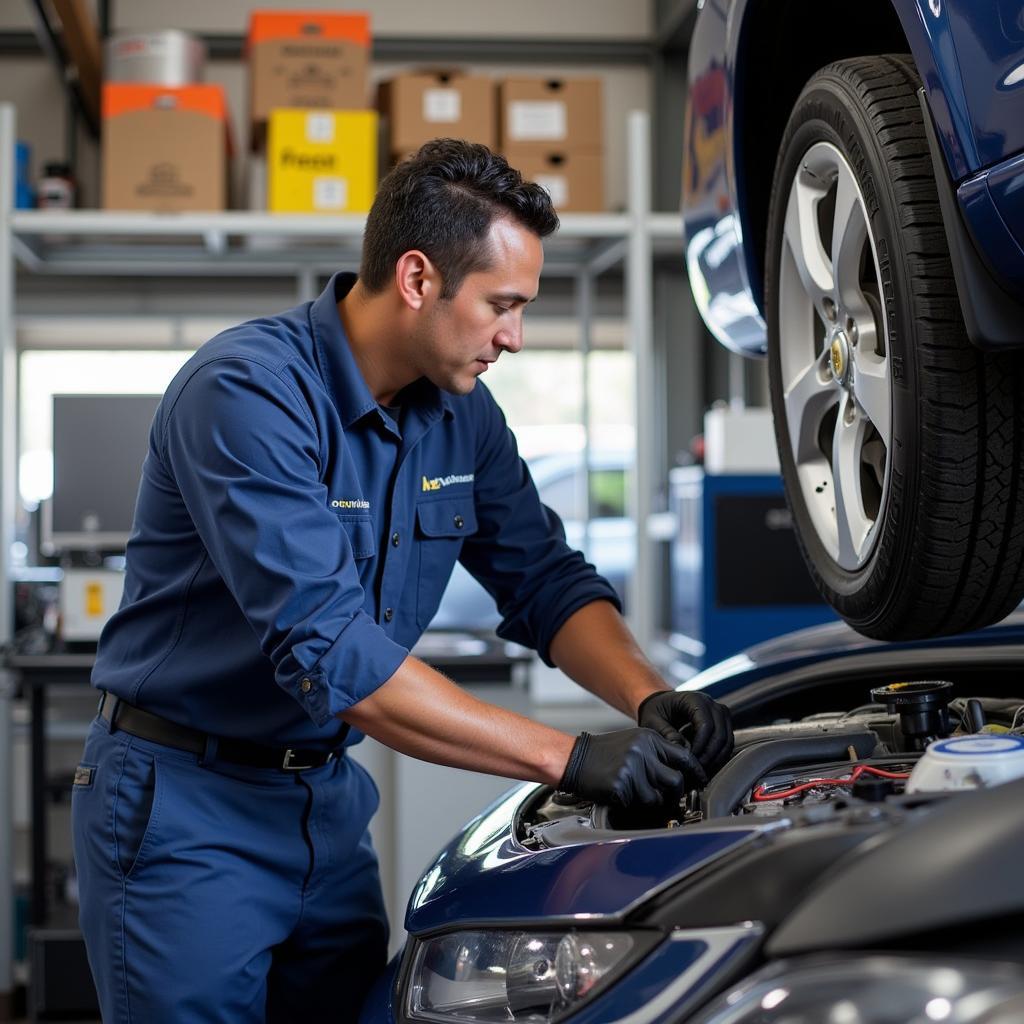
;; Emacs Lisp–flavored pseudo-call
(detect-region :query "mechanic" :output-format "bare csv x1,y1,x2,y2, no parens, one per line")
71,139,733,1024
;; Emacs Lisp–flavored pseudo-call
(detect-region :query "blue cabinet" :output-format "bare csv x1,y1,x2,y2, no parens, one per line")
669,467,835,671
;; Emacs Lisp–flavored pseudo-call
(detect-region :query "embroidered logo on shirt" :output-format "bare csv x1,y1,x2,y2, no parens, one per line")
330,499,370,510
421,473,474,492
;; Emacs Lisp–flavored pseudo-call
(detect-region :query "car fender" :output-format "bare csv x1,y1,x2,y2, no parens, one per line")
404,784,759,935
683,0,766,355
683,0,988,355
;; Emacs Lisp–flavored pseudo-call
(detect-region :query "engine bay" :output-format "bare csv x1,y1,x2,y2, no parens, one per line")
518,680,1024,847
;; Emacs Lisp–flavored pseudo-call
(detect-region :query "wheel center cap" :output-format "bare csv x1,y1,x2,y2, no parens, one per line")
829,331,851,384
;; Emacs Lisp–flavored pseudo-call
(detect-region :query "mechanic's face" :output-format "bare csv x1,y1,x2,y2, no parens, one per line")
420,217,542,395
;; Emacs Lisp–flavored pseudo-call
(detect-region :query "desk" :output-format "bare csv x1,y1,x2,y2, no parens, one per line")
5,654,95,929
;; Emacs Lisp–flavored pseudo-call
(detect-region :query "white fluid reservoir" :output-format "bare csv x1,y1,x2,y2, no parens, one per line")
906,735,1024,793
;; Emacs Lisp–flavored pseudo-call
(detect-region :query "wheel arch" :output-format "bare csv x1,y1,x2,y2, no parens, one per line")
733,0,910,316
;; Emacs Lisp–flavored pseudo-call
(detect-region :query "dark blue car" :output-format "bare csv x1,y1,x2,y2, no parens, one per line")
360,611,1024,1023
682,1,1024,643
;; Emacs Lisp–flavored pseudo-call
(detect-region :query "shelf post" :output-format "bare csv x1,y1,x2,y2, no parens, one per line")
0,101,19,1001
626,110,656,652
576,269,594,557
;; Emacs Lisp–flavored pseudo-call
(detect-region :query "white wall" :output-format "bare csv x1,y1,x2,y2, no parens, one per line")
0,1,651,38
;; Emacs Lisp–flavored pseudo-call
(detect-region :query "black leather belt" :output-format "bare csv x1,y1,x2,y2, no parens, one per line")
98,691,342,771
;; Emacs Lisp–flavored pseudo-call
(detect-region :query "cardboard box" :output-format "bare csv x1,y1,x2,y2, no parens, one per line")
379,71,496,155
102,84,230,211
499,77,602,151
267,108,377,213
247,11,370,148
503,147,604,212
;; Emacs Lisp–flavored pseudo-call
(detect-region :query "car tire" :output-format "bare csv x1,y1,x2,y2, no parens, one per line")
765,55,1024,640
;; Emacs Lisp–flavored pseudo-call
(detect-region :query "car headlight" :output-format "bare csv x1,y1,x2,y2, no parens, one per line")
406,929,649,1022
691,955,1024,1024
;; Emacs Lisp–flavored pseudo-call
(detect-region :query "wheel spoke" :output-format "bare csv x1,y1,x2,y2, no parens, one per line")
785,354,838,465
853,352,891,443
832,166,868,309
784,178,834,319
849,310,879,360
831,393,873,569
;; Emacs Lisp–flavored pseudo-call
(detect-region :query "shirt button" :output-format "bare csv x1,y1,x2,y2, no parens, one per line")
384,607,394,622
391,532,400,547
301,678,313,694
454,514,464,529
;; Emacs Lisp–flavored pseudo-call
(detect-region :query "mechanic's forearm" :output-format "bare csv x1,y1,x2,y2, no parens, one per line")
548,600,669,718
338,655,575,786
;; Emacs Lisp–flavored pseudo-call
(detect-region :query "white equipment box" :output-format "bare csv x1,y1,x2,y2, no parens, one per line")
60,568,125,642
703,406,780,474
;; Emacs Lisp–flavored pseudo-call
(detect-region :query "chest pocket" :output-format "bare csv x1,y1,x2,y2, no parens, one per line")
415,496,478,630
336,515,376,559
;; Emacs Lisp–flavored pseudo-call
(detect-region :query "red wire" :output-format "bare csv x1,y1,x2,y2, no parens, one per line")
751,764,911,802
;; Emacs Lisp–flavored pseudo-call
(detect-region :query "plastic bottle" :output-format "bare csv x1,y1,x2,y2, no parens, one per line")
37,162,76,209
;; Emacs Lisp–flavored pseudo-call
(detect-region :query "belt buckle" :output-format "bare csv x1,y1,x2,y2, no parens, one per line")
281,749,311,771
281,749,333,771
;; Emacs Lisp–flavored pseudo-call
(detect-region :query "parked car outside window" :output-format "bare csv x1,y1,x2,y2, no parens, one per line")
427,451,632,633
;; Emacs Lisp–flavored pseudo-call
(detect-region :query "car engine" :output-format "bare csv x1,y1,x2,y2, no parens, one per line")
517,680,1024,846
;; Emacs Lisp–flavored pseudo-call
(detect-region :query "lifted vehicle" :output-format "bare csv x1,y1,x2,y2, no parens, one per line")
682,1,1024,641
360,611,1024,1023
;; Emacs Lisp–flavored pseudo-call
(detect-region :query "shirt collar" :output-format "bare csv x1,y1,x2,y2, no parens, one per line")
310,271,454,430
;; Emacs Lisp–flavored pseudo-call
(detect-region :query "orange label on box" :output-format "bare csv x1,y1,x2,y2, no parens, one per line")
103,83,228,122
247,11,370,48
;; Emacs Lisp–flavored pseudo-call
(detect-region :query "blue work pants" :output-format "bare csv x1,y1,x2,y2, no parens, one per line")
71,715,388,1023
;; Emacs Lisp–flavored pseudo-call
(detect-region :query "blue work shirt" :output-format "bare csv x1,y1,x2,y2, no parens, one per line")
93,272,620,750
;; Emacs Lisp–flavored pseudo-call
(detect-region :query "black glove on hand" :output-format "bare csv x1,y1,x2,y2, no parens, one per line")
558,728,707,809
637,690,733,770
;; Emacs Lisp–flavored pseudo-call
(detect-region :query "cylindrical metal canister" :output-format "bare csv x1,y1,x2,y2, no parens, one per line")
105,30,207,86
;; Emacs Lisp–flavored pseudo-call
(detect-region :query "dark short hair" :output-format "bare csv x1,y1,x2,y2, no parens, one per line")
360,139,559,299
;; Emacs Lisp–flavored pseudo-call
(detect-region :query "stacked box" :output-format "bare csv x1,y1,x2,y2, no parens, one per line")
247,10,371,150
379,71,496,160
499,150,603,212
500,77,604,212
500,78,602,150
246,10,377,211
102,84,231,211
267,109,377,213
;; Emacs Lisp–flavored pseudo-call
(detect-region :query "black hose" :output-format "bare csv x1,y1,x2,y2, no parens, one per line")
702,731,879,819
965,698,986,733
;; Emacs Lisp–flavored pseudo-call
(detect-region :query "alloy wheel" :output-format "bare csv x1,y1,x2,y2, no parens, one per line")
777,141,891,572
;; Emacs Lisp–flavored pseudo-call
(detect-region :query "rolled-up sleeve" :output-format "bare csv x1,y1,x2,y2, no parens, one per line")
458,390,621,665
161,356,408,726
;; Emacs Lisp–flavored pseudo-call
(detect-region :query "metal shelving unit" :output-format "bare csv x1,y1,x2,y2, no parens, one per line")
10,209,682,282
0,105,679,992
4,107,677,642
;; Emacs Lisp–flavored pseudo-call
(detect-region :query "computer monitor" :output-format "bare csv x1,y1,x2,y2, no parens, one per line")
42,393,161,553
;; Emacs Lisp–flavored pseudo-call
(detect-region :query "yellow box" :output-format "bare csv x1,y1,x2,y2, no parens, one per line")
267,108,377,213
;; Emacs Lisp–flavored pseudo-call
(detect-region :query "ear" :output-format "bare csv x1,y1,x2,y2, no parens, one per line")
395,250,440,311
